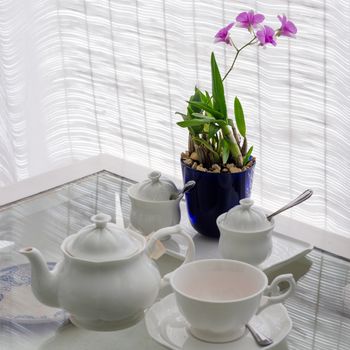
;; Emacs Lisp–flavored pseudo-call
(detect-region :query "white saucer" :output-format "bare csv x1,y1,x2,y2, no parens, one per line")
145,294,292,350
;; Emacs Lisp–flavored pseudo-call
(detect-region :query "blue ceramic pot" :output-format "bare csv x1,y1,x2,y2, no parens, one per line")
181,161,255,238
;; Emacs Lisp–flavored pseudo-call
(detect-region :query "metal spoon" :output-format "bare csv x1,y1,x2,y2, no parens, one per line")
170,180,196,200
266,189,313,222
247,323,273,347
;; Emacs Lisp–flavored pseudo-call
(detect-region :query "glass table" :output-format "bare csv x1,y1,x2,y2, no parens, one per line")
0,171,349,350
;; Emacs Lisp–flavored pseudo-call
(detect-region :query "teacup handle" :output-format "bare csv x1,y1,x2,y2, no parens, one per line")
146,225,195,288
256,274,296,315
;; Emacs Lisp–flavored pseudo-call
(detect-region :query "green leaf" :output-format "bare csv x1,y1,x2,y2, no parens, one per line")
179,116,227,129
188,88,202,114
195,87,208,104
208,124,220,139
205,91,213,108
187,105,193,116
217,137,221,153
205,91,211,101
234,97,246,137
187,101,224,120
211,52,227,120
222,139,230,164
243,146,253,166
175,112,188,120
192,113,215,120
212,119,227,128
177,119,212,128
176,111,202,135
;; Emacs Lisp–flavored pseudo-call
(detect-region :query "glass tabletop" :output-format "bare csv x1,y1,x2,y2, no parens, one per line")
0,171,349,350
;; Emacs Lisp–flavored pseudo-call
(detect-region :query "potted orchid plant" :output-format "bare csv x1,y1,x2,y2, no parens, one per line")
178,10,297,238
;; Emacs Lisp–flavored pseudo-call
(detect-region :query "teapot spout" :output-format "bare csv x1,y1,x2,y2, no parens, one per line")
19,247,59,307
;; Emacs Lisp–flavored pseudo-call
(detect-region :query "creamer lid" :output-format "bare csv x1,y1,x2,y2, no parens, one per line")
221,198,272,232
132,171,178,201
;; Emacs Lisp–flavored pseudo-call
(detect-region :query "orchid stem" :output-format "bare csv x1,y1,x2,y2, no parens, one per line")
222,36,257,82
230,38,239,51
222,51,240,81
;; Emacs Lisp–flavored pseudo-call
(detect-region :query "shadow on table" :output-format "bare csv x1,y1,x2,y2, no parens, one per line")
272,339,289,350
38,319,165,350
38,319,290,350
38,322,289,350
266,256,313,288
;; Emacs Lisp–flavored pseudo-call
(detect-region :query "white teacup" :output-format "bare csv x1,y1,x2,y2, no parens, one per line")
169,259,295,343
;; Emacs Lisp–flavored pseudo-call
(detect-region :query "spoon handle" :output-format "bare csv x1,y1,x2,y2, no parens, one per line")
174,180,196,200
247,323,273,347
266,189,313,221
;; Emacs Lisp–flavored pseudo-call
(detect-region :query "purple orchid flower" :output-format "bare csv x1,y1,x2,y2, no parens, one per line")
236,10,265,31
256,25,277,46
214,22,234,45
277,15,297,37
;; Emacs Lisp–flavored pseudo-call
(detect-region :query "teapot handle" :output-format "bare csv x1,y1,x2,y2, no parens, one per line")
146,225,195,288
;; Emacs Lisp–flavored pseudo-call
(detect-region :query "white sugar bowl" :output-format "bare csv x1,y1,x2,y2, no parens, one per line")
217,198,274,266
128,171,181,235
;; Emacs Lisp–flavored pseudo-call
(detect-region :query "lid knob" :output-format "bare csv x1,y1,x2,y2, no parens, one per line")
91,213,111,229
239,198,254,209
148,171,161,184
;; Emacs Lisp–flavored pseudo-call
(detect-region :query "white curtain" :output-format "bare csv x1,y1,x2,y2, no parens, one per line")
0,0,349,237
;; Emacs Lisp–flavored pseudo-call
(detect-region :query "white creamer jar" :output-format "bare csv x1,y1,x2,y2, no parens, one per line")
127,171,181,235
217,198,274,265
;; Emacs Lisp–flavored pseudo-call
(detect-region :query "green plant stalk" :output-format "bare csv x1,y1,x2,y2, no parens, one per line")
193,136,221,162
221,124,243,167
232,126,241,146
241,137,248,156
228,119,241,146
188,134,195,154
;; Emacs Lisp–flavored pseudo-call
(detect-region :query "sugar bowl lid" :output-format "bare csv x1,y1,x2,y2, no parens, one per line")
132,171,178,201
221,198,272,232
65,213,142,261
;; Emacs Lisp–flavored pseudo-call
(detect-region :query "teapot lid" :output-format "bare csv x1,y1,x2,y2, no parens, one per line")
221,198,272,232
132,171,178,201
65,213,142,261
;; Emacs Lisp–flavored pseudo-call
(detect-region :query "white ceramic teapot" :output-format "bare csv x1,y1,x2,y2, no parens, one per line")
19,213,195,331
217,198,274,265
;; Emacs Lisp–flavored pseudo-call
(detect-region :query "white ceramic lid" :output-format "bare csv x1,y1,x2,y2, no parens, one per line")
65,213,142,261
133,171,178,201
221,198,272,232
